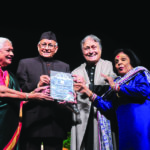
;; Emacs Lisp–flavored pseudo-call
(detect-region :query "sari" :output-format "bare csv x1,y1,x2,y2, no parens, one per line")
96,66,150,150
0,68,23,150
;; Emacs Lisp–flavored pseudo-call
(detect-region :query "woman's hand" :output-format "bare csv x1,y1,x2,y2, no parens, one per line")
32,85,54,101
101,73,115,88
0,85,8,93
33,85,50,94
101,73,120,91
28,92,54,101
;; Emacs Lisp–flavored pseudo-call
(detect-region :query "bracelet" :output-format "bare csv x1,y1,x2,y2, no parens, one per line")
25,93,29,100
90,93,97,102
111,83,120,92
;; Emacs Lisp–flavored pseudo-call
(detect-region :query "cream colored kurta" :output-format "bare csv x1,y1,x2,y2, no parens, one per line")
71,59,116,150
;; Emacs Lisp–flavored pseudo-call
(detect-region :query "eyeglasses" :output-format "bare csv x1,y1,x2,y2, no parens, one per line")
83,45,97,51
40,43,57,49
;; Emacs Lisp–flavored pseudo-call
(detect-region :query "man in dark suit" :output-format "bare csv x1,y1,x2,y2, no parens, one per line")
16,31,72,150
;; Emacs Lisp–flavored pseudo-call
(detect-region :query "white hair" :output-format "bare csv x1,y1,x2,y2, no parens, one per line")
0,37,12,50
81,34,102,50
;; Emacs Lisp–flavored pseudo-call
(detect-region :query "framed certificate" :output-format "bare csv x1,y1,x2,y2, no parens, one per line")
50,70,74,102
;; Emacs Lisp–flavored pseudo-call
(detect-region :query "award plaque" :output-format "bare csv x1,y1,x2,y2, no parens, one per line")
50,70,74,102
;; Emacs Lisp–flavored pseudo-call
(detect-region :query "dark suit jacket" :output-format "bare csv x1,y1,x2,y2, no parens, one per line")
16,56,72,139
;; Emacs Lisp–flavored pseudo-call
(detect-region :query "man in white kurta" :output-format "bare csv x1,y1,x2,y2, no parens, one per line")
71,35,117,150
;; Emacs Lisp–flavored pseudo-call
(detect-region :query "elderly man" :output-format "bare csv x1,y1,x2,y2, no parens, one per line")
71,34,118,150
16,31,73,150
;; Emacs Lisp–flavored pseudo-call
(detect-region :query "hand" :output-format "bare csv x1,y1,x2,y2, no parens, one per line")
73,77,87,93
101,73,115,88
72,74,85,84
72,74,86,92
31,85,53,101
33,85,50,95
37,75,50,87
73,82,92,97
29,92,54,101
0,85,8,93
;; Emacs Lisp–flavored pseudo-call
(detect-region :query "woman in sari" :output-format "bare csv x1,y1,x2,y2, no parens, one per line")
0,37,52,150
74,48,150,150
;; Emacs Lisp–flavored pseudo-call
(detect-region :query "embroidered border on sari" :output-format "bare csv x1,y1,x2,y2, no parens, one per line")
102,66,149,99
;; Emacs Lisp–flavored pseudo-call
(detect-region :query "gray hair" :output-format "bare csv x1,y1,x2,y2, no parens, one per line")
80,34,102,50
0,37,12,50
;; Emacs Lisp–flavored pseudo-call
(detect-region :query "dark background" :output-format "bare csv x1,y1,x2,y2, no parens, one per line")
1,3,149,74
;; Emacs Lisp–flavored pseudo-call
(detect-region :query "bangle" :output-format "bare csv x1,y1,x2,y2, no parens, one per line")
90,93,97,102
115,83,120,92
25,93,29,100
111,83,120,92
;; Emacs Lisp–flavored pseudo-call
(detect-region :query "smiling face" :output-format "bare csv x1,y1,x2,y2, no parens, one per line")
0,40,14,67
37,39,58,58
82,37,102,65
115,52,133,76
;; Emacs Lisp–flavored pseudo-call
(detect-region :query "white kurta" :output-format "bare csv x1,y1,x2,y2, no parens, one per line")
71,59,117,150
